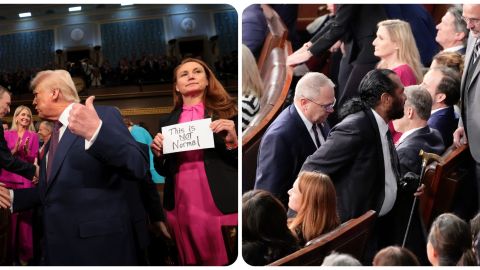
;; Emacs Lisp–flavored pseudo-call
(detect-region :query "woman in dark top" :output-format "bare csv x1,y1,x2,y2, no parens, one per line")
242,190,299,265
151,58,237,265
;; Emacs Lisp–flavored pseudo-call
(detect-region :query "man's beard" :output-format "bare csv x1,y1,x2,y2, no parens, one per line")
387,98,404,120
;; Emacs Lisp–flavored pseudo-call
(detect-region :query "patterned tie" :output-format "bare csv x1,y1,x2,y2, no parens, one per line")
386,130,401,180
474,38,480,63
46,121,62,180
312,124,321,148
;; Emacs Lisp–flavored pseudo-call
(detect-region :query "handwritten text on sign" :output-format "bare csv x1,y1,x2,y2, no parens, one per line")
162,118,215,154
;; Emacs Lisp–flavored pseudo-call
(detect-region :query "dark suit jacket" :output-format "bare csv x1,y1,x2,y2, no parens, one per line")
460,35,480,162
392,126,444,262
0,120,35,179
13,106,149,265
242,4,268,59
309,4,387,65
396,126,445,176
254,105,326,207
301,109,389,222
154,108,237,214
427,106,458,149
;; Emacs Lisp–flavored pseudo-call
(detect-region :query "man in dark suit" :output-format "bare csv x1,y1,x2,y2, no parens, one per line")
423,67,460,148
396,85,445,176
435,5,468,54
254,72,335,208
301,69,406,263
454,4,480,213
0,70,149,265
287,5,388,120
0,87,38,181
392,86,444,264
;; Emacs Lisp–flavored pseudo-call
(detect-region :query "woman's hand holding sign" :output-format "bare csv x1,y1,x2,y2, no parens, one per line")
151,132,164,157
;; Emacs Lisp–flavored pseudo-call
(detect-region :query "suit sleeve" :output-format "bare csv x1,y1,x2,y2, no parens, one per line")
255,133,293,196
309,5,355,57
86,107,148,181
12,187,41,212
301,120,362,177
0,126,35,180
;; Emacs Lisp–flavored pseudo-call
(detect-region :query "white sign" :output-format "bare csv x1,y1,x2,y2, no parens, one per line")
162,118,215,154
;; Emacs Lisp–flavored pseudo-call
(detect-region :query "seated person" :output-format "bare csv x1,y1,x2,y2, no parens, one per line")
242,44,263,131
392,85,444,264
322,252,362,266
430,51,464,75
242,190,299,266
373,246,420,266
287,171,340,246
421,67,461,147
427,213,476,266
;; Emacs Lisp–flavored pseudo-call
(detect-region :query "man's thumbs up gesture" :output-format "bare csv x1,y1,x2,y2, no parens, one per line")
69,96,101,141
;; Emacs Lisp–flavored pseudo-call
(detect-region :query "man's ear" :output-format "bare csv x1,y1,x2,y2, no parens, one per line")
435,93,446,103
51,88,60,100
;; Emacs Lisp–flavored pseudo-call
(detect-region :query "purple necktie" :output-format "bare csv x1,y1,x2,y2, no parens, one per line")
46,121,62,180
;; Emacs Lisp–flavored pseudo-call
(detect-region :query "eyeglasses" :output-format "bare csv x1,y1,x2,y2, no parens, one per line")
304,96,336,112
461,16,480,25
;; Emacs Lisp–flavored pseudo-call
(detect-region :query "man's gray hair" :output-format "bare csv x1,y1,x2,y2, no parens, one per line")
294,72,335,101
321,252,362,266
405,85,432,121
448,5,468,45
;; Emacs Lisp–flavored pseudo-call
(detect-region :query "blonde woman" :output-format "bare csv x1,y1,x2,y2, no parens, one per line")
287,171,340,246
0,105,39,265
373,19,424,143
242,44,263,131
373,19,424,85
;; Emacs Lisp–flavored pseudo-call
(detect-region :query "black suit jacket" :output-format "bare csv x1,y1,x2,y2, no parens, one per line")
301,109,391,222
13,106,149,265
309,4,387,65
254,105,327,207
154,108,237,214
0,120,35,179
395,126,445,176
427,106,458,149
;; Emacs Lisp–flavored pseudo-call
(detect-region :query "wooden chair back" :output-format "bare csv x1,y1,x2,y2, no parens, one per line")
242,43,293,193
419,144,470,231
269,210,377,266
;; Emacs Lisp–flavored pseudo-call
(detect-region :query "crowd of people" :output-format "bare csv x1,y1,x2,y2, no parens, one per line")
243,3,480,266
0,56,238,266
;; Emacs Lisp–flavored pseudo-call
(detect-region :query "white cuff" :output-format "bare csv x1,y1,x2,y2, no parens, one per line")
85,120,103,150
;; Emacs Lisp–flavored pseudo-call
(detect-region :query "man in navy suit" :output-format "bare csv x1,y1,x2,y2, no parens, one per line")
0,70,149,265
422,67,460,147
254,72,335,208
392,85,444,265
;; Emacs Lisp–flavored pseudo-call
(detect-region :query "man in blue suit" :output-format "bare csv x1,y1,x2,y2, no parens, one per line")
254,72,335,207
0,70,149,265
423,67,460,147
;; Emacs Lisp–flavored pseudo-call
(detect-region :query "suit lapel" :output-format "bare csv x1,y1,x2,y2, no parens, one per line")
46,128,77,190
289,105,317,149
464,36,480,93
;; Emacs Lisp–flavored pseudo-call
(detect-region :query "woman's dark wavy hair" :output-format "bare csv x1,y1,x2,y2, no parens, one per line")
338,69,398,121
242,189,299,264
